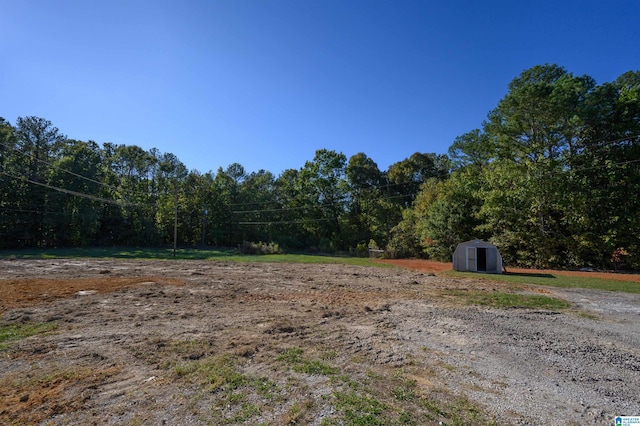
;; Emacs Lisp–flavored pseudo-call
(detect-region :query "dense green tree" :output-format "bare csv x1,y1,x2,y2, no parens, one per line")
102,144,159,245
208,163,245,245
12,116,67,246
394,65,639,268
297,149,348,250
345,153,385,245
235,170,277,243
448,129,494,170
387,152,449,207
480,65,596,267
47,140,103,245
564,71,640,267
0,118,20,248
153,152,188,245
272,168,308,248
419,170,486,261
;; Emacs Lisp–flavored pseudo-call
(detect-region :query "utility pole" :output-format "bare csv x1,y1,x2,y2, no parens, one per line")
173,185,178,257
202,205,207,247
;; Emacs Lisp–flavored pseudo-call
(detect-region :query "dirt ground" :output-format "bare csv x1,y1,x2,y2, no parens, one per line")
378,258,640,283
1,258,640,425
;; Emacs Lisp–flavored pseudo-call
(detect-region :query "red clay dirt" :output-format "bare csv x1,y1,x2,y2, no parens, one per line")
377,258,640,283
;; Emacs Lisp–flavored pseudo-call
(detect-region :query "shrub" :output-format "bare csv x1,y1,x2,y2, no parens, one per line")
355,242,369,258
238,241,283,255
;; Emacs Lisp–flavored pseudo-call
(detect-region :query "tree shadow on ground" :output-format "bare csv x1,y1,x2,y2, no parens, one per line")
504,271,555,278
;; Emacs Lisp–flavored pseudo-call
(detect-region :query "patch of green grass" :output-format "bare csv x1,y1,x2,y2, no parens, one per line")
392,378,418,401
445,270,640,294
170,353,283,424
254,376,280,399
333,390,387,426
172,354,247,392
226,402,261,423
451,290,571,310
421,392,497,426
0,322,57,350
277,347,338,376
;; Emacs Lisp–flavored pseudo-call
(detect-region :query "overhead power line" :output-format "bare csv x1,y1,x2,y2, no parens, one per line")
570,158,640,173
0,170,137,207
0,140,136,197
235,218,336,225
232,206,310,214
584,134,640,149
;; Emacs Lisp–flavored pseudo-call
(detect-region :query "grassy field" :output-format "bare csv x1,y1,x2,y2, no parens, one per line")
0,246,387,268
446,270,640,294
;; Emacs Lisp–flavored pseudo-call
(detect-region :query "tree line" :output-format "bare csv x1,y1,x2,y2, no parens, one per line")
1,64,638,269
0,115,448,252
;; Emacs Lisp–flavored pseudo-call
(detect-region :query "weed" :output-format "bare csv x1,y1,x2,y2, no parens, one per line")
226,402,260,423
169,353,292,424
576,310,600,320
295,359,337,375
254,377,279,399
277,347,304,364
0,321,57,350
321,350,339,360
333,390,387,425
283,399,315,424
392,378,417,401
420,389,497,426
277,347,337,376
172,354,246,392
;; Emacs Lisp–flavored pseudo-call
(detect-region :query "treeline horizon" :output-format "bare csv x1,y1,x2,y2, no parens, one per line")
1,64,638,270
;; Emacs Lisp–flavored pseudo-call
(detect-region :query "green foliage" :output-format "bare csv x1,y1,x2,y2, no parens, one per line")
387,209,424,258
237,241,282,255
355,242,369,258
448,129,495,170
419,172,486,261
387,152,450,208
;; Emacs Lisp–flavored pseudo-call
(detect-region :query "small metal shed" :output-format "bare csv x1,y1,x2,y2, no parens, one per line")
453,239,503,274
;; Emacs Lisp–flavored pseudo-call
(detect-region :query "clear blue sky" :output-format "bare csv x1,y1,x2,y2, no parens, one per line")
2,0,638,175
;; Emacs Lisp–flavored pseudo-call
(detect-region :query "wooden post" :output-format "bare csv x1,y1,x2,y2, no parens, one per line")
173,186,178,257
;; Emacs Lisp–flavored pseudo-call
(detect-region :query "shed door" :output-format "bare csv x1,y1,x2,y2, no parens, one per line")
466,247,477,272
486,248,497,272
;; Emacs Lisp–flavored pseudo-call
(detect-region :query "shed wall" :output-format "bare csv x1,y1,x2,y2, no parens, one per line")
452,240,503,273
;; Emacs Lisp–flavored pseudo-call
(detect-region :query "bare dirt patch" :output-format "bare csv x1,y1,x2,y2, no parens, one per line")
0,276,186,314
1,259,639,425
378,258,640,283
